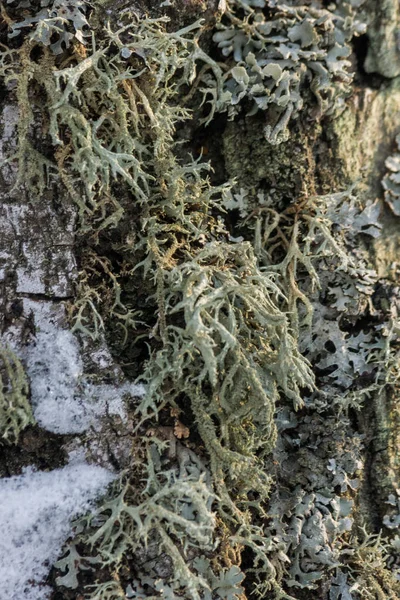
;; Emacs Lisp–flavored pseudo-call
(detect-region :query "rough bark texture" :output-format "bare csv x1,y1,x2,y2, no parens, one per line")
1,1,400,599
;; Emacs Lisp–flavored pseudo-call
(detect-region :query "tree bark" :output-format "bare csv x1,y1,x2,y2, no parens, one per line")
1,1,400,599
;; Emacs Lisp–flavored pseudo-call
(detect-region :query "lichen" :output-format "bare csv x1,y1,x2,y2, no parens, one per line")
58,438,218,600
0,344,34,444
200,0,366,143
6,0,89,54
1,1,400,599
343,528,400,599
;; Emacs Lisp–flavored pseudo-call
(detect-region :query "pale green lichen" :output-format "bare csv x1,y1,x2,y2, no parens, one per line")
217,176,400,596
201,0,366,143
137,239,314,530
58,438,218,600
1,1,400,599
0,344,34,444
10,8,286,598
343,528,400,599
30,7,313,595
7,0,88,54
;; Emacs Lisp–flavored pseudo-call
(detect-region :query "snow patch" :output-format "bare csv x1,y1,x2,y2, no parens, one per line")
0,462,114,600
22,299,145,434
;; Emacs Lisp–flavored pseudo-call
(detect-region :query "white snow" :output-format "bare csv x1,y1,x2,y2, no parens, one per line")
0,256,145,598
0,299,145,595
0,100,147,599
22,299,145,434
0,462,114,600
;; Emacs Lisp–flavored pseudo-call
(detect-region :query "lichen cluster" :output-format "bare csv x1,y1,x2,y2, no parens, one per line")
56,439,219,600
0,4,293,596
221,185,383,393
0,344,34,444
218,179,400,595
1,0,400,599
6,0,88,54
201,0,366,143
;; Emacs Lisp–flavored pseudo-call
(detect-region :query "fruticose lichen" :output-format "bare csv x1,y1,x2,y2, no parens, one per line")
1,0,400,599
0,4,292,596
58,438,219,600
6,0,89,54
218,180,400,596
0,344,34,444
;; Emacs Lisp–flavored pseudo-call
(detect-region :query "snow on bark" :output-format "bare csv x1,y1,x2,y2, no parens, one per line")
0,461,114,600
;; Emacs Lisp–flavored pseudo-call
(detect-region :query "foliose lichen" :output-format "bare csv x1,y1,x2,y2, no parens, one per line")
201,0,366,143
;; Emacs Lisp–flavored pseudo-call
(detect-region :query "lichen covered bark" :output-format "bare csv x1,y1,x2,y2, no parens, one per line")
0,1,400,599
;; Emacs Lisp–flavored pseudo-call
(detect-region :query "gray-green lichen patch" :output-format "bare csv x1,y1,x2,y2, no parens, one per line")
6,0,89,54
56,439,218,600
201,0,366,143
0,344,34,444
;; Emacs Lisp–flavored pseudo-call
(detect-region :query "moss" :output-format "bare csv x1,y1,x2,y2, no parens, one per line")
222,115,318,201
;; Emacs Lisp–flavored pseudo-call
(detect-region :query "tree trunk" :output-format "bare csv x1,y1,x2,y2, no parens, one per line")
0,1,400,599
